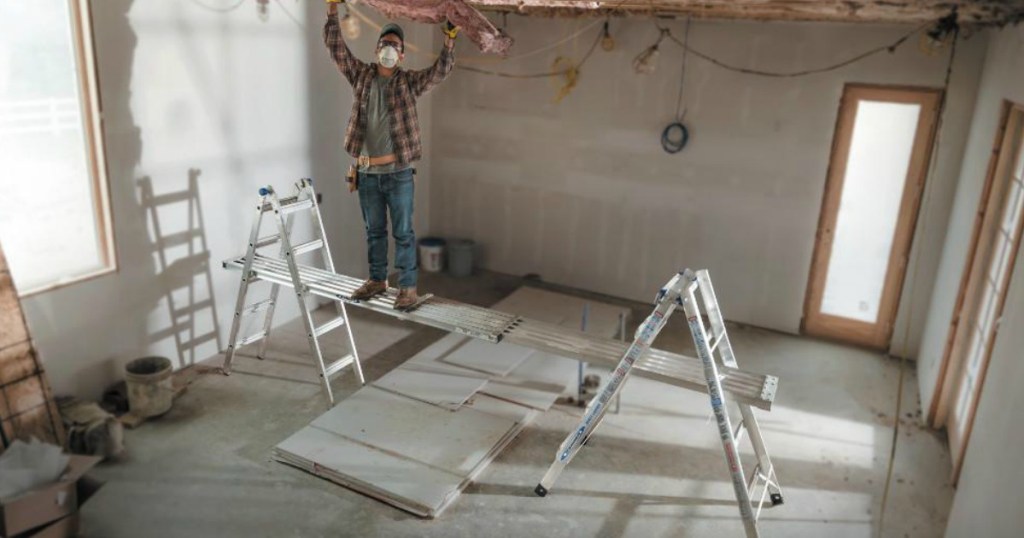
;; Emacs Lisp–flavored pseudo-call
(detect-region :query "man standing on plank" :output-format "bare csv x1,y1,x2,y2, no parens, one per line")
324,0,457,310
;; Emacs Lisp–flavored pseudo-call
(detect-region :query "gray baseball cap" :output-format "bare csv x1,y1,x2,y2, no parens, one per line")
379,23,405,44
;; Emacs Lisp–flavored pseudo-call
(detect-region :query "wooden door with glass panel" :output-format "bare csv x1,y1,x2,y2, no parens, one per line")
804,85,940,349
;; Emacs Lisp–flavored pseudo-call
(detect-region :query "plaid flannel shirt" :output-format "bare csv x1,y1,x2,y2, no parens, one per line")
324,13,455,165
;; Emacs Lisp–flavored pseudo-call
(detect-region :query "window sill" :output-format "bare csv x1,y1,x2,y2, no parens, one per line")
16,264,119,298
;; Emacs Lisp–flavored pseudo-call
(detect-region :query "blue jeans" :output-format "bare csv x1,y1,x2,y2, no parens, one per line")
357,169,417,288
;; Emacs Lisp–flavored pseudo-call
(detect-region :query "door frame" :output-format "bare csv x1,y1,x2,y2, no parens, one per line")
803,84,942,349
929,102,1024,482
929,101,1015,427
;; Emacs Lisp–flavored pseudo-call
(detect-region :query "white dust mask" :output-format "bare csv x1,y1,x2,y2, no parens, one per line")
378,45,400,68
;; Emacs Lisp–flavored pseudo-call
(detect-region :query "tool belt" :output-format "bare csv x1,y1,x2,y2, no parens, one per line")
346,154,401,193
358,154,398,169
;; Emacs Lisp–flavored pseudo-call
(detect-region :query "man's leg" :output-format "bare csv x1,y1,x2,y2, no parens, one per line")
353,173,388,300
385,169,418,296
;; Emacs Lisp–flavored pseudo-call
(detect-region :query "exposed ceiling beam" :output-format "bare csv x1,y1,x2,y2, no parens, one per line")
467,0,1024,26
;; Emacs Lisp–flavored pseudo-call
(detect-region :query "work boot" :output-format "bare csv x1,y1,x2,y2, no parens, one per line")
351,279,386,301
394,287,419,310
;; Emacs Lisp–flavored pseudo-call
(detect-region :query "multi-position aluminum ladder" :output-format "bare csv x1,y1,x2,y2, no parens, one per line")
535,269,783,538
222,179,364,405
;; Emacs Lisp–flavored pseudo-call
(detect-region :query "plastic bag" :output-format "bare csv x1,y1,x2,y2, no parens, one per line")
0,439,70,499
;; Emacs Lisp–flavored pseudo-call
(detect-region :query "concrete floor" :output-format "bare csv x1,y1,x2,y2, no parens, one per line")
81,270,953,537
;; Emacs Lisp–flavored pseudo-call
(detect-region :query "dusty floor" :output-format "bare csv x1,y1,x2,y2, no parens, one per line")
80,270,953,537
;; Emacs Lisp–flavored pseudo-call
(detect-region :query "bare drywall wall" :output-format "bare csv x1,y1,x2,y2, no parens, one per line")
922,25,1024,537
17,2,438,399
430,17,984,353
917,27,1024,418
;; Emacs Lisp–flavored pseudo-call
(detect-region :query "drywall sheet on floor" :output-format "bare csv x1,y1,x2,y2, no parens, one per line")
441,340,534,377
371,368,487,410
275,285,630,517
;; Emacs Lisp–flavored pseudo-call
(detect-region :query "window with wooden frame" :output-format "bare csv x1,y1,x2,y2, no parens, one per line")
803,84,941,349
0,0,114,296
929,102,1024,482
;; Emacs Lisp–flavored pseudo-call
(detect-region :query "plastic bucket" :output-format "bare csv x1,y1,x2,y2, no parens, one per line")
124,356,173,418
418,237,446,273
448,239,475,278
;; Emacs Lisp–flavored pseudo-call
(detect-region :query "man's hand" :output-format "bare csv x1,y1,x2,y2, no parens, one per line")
326,0,342,15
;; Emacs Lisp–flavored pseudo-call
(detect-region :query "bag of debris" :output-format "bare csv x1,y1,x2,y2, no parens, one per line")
57,397,125,460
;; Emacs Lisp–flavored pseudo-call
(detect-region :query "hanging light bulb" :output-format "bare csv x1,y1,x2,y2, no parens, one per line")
633,29,668,75
341,6,361,40
601,20,615,52
633,44,659,74
256,0,269,21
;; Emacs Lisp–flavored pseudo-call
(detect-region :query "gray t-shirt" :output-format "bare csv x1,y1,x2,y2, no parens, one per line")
361,74,410,175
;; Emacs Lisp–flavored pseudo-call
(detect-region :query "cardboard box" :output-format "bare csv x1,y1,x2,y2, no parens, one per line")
0,455,102,537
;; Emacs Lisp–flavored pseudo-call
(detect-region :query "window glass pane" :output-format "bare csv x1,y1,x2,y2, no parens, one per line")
0,0,104,292
989,235,1010,286
976,284,996,332
821,100,921,322
1001,178,1022,238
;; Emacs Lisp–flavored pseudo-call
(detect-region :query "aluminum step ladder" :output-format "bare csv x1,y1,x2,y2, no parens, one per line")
222,178,364,405
534,269,783,538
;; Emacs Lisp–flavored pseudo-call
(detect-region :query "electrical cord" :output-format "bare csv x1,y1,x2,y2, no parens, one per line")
658,20,929,78
661,122,688,153
662,16,691,154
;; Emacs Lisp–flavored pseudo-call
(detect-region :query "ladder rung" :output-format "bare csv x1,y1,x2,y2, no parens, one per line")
279,199,314,215
241,298,274,316
323,354,355,378
238,330,267,347
314,316,346,337
292,239,324,257
255,235,280,249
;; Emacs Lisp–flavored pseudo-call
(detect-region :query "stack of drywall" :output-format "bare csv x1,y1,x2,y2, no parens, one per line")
274,286,628,517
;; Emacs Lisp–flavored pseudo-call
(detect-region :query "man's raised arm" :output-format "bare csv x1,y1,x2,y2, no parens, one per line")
324,1,368,86
407,23,458,98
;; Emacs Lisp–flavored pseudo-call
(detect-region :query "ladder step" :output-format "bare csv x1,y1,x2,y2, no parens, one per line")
314,316,346,337
255,235,280,249
279,199,314,215
292,238,324,257
238,330,267,347
323,354,355,378
241,298,274,316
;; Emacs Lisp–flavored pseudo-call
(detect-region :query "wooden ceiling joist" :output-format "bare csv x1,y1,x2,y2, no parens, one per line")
468,0,1024,26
